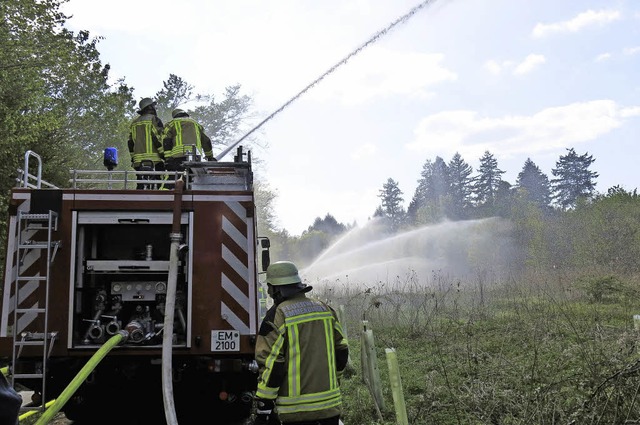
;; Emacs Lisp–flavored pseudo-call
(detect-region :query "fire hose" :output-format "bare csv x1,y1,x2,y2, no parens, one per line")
162,176,185,425
33,330,130,425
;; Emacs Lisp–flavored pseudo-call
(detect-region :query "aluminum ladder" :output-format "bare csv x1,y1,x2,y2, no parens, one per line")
11,209,60,413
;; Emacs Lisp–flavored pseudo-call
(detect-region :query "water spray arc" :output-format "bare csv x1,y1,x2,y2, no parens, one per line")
302,217,517,285
215,0,441,161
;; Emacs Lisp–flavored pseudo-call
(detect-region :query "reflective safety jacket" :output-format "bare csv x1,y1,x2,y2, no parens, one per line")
255,293,349,423
162,117,213,160
127,113,164,167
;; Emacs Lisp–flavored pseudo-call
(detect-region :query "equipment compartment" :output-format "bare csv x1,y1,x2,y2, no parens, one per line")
70,211,191,348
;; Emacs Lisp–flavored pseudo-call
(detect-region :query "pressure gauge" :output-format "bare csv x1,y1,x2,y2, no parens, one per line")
112,283,122,293
155,282,167,293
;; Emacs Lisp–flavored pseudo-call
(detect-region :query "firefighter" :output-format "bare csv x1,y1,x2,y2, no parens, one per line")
253,261,349,425
127,97,165,189
161,108,214,189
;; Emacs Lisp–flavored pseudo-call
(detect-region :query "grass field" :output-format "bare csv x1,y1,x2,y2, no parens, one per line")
317,269,640,425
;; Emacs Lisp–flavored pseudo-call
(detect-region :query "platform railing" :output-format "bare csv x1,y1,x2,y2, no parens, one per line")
68,170,186,190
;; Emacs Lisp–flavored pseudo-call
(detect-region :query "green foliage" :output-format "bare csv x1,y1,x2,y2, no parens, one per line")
154,73,194,123
192,84,255,155
516,158,551,209
575,275,627,303
551,148,599,209
0,0,133,260
447,152,474,219
509,191,550,268
306,213,348,236
473,150,505,209
378,178,405,231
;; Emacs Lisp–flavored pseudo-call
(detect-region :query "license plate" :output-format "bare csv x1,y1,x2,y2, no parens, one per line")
211,330,240,352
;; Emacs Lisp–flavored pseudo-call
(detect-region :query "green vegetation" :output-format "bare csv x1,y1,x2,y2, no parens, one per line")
317,270,640,424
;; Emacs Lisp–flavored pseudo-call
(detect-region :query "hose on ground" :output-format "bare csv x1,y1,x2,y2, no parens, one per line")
34,330,128,425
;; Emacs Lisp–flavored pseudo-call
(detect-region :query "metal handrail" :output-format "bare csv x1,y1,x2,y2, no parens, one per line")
20,151,59,189
69,170,185,190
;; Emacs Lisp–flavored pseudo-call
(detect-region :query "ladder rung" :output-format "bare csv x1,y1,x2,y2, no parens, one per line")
12,373,43,379
20,214,52,220
16,276,47,281
14,340,45,346
24,225,49,230
16,308,46,314
18,243,49,249
18,332,49,339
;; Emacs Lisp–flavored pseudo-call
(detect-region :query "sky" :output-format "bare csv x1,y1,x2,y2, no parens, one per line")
60,0,640,236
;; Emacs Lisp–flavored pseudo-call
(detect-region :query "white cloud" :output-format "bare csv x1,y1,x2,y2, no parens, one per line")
595,52,612,62
623,46,640,56
484,55,545,76
532,9,621,38
513,54,546,75
406,100,640,161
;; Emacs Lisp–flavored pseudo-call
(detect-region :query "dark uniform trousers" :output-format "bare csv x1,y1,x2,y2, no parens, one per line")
134,161,165,190
284,416,340,425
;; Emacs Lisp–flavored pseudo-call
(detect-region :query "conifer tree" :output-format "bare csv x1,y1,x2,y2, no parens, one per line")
448,152,474,219
378,178,405,231
516,158,551,210
407,159,432,223
551,148,598,209
473,151,505,210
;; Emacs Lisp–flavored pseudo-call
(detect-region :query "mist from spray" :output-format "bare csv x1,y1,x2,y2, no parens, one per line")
301,217,519,287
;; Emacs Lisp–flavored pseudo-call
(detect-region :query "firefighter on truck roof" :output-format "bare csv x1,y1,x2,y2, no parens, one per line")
127,97,165,189
253,261,349,425
163,107,214,166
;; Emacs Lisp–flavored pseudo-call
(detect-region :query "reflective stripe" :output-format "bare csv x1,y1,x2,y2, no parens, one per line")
164,118,203,158
285,311,333,326
278,388,341,404
256,328,286,398
131,118,162,163
277,393,342,415
288,324,300,396
324,319,337,389
256,386,278,399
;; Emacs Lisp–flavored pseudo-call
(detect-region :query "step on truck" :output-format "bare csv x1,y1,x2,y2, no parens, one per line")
0,146,271,424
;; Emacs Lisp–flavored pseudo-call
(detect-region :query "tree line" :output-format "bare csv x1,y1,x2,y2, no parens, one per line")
376,148,598,230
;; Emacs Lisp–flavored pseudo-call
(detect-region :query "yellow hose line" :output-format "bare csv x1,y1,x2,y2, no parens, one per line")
35,331,126,425
18,399,56,421
1,366,8,376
